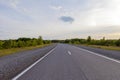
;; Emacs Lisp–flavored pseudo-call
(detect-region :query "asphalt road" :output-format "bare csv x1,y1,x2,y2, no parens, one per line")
0,44,56,80
76,45,120,60
12,44,120,80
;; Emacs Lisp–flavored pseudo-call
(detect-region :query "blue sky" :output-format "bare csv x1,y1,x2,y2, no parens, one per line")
0,0,120,40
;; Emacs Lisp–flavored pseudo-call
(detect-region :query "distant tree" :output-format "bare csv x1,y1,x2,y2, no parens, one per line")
73,41,79,44
2,40,12,49
65,39,70,43
11,40,18,48
17,38,32,47
44,40,51,44
103,37,105,41
26,40,32,46
79,39,87,44
99,37,106,45
87,36,91,43
31,39,37,46
37,36,43,45
0,40,3,49
115,39,120,46
18,38,31,42
17,40,25,47
68,40,72,44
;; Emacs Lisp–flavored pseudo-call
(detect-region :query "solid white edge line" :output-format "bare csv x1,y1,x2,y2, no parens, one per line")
68,51,72,55
74,46,120,64
12,47,56,80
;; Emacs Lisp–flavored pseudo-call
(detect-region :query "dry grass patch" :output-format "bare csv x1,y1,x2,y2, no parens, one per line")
0,44,51,57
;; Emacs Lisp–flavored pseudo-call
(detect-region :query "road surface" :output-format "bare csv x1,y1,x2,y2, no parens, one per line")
76,45,120,60
0,44,56,79
13,44,120,80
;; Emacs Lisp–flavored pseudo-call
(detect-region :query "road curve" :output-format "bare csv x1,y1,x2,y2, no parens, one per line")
13,44,120,80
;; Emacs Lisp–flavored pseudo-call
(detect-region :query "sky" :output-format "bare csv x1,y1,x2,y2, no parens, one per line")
0,0,120,40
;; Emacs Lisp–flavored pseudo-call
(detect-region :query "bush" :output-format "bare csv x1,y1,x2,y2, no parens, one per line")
0,41,3,49
2,40,12,49
115,39,120,46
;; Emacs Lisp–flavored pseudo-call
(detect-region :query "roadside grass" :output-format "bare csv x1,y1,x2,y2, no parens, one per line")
0,44,51,57
80,44,120,51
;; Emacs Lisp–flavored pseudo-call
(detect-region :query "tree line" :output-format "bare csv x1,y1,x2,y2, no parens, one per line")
0,36,51,49
51,36,120,47
0,36,120,49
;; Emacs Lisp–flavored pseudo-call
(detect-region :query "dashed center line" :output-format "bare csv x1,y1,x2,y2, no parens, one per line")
68,51,72,55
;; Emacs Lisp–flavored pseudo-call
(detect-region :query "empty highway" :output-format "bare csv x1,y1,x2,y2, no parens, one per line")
12,44,120,80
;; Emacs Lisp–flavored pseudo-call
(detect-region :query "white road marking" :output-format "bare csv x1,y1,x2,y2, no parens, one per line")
12,47,56,80
68,51,72,55
75,46,120,64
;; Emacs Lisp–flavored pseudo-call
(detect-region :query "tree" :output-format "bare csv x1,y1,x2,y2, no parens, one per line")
31,39,37,46
18,38,31,42
2,40,12,49
17,40,25,47
37,36,43,45
65,39,70,43
87,36,91,43
99,37,106,45
73,41,79,44
44,40,51,44
115,39,120,46
0,40,3,49
11,40,17,48
103,37,105,41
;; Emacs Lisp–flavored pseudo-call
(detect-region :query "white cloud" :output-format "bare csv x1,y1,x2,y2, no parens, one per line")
0,0,21,9
83,0,120,26
10,0,20,9
60,0,120,30
52,0,120,39
50,5,63,10
0,0,33,18
0,0,120,39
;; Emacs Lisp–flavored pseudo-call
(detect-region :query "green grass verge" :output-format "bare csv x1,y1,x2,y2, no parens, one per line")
0,44,51,57
80,44,120,51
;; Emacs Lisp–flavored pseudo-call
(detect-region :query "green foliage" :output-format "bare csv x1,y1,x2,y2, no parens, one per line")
31,39,37,46
18,38,31,42
51,36,120,47
0,41,3,49
0,35,119,49
26,40,32,46
0,36,48,49
17,40,25,47
2,40,12,49
115,39,120,46
11,40,18,48
43,40,51,44
37,36,43,45
87,36,91,43
65,39,70,43
73,41,79,44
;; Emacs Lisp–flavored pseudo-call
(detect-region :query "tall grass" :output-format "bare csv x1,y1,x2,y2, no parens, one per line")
83,44,120,51
0,44,50,57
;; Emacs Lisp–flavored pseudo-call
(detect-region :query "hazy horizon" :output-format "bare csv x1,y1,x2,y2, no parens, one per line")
0,0,120,40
